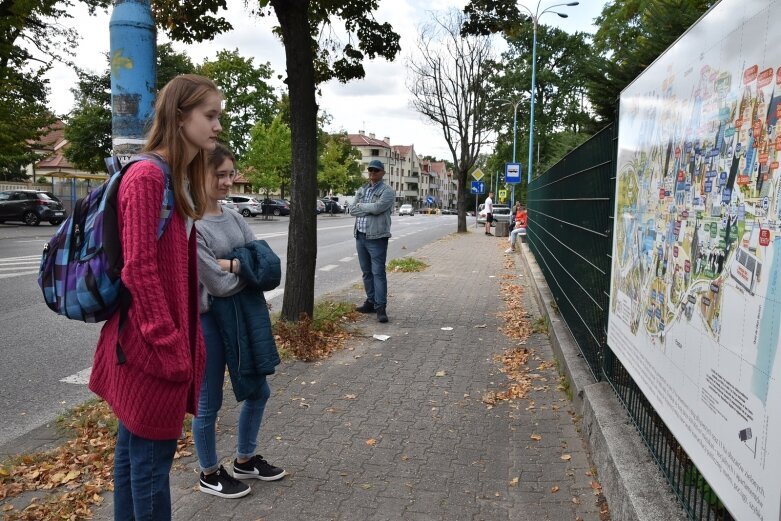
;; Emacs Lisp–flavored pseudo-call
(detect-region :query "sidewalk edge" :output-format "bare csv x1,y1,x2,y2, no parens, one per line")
518,242,687,521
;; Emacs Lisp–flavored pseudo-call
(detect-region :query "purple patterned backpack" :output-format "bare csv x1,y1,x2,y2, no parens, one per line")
38,154,174,322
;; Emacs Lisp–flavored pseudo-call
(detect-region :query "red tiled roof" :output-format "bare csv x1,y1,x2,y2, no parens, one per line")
28,120,66,151
392,145,411,158
36,149,73,170
347,134,390,148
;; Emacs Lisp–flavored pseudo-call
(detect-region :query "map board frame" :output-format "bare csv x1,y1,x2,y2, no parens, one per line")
608,0,781,519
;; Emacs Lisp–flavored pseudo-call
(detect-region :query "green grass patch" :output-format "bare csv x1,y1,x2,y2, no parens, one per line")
387,257,429,272
532,317,549,334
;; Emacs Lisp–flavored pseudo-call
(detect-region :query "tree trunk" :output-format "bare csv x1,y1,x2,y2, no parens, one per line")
271,0,318,322
456,167,469,232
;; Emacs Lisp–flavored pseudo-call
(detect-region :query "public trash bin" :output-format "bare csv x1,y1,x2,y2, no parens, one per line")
495,221,510,237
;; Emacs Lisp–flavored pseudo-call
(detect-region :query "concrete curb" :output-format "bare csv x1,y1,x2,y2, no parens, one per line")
518,242,688,521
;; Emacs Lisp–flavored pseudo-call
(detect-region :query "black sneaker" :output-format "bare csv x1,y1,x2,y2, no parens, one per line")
233,455,286,481
199,465,251,498
376,306,389,323
356,300,375,313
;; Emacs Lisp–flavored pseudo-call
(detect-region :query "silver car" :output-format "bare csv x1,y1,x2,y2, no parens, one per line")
476,204,511,226
228,195,262,217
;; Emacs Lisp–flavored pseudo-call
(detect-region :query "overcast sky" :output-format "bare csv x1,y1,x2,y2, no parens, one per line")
45,0,606,160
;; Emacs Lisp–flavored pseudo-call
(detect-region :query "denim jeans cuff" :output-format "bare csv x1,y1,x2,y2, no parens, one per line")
236,451,255,461
201,462,220,475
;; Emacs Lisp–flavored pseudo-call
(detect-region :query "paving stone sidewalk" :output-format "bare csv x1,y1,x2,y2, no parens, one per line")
93,230,606,521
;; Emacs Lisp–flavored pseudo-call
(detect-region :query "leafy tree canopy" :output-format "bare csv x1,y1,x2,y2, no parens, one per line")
242,114,291,196
317,133,362,195
196,49,276,157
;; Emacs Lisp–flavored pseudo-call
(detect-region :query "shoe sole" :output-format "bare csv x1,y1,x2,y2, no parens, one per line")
198,484,252,498
233,469,287,481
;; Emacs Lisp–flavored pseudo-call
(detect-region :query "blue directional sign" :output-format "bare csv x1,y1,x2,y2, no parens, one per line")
426,195,434,204
505,162,522,184
471,181,485,194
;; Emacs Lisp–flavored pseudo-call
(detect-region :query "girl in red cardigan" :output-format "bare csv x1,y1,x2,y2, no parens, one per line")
88,74,221,521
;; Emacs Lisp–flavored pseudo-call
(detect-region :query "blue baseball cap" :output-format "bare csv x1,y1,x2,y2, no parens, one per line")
367,159,384,171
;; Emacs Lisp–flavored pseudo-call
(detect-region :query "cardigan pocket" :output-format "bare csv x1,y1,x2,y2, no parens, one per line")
122,310,192,383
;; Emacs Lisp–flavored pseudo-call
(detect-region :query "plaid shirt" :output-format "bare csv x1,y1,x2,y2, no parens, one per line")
356,182,379,233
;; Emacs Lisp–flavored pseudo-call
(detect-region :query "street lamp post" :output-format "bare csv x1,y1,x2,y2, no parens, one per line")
518,1,579,185
496,98,523,206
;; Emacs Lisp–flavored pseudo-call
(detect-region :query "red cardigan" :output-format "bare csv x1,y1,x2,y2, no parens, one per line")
89,161,205,440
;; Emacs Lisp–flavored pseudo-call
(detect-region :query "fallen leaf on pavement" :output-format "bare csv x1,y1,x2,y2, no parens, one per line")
551,485,560,493
344,394,357,400
366,438,378,447
530,434,542,441
509,477,519,486
435,371,446,377
561,454,572,461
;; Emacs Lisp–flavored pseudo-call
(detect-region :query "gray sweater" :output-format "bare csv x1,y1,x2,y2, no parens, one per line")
196,208,256,313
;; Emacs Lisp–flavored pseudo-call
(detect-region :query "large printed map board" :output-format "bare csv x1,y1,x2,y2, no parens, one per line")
608,0,781,519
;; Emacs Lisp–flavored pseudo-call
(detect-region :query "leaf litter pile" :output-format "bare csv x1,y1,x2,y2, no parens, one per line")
482,280,536,407
274,301,359,362
0,400,193,520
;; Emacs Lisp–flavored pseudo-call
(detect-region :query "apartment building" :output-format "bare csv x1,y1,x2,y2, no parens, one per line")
347,130,456,210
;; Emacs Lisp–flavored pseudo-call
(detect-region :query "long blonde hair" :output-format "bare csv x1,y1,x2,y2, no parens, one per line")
144,74,221,220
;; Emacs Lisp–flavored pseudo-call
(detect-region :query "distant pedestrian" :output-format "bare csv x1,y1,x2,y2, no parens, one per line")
505,204,528,253
351,159,396,323
193,144,286,499
484,191,494,235
88,74,221,521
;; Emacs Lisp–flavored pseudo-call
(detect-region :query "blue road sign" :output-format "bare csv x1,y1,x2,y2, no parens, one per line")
471,181,485,194
505,162,521,184
426,196,434,204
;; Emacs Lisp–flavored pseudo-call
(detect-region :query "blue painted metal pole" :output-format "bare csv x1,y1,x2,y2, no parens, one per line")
109,0,156,162
527,17,538,187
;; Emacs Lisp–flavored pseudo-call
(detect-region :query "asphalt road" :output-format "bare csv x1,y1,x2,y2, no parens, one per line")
0,212,459,447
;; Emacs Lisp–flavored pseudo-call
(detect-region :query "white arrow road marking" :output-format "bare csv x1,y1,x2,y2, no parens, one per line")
61,367,92,385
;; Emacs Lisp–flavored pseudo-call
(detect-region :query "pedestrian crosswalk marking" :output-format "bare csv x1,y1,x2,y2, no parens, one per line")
0,270,39,280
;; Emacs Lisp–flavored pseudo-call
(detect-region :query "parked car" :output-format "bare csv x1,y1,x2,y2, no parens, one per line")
227,195,262,217
260,198,290,216
320,198,343,214
440,208,456,215
477,204,511,226
219,199,238,212
398,204,414,216
0,189,67,226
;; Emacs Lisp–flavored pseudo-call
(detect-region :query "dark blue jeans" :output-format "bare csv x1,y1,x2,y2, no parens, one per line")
356,232,389,307
114,422,178,521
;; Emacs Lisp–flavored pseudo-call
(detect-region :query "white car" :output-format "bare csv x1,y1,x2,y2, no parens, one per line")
398,204,414,216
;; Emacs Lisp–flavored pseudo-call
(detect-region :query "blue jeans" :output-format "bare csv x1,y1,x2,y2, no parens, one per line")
355,232,389,307
192,311,270,474
114,422,177,521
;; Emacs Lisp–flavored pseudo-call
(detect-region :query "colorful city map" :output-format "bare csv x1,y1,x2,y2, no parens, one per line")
611,61,781,405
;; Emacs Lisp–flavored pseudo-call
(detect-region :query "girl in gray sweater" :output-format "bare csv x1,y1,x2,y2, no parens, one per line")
192,144,286,499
